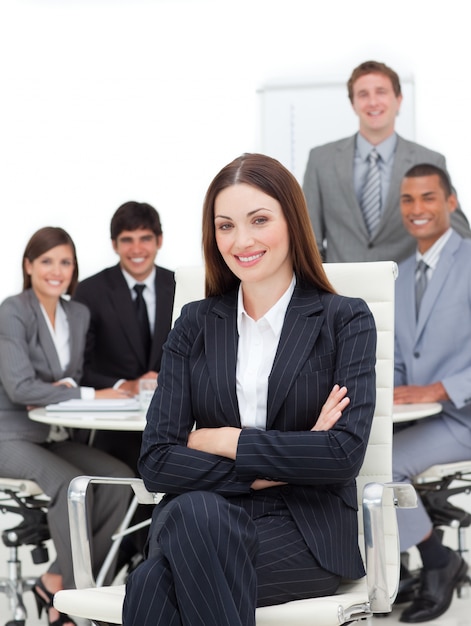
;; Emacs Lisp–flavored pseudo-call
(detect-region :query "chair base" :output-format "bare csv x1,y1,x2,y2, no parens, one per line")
0,480,50,626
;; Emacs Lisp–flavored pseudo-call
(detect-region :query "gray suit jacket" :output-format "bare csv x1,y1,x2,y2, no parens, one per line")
0,290,90,442
303,134,471,263
395,230,471,436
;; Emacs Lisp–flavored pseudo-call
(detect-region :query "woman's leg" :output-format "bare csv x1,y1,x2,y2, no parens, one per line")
0,439,132,588
51,439,134,585
123,491,259,626
255,514,341,607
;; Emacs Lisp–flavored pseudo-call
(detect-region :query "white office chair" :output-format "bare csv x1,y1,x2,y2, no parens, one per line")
0,478,50,626
55,261,417,625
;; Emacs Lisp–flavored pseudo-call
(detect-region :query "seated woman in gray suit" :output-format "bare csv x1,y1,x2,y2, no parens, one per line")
123,153,377,626
0,227,134,626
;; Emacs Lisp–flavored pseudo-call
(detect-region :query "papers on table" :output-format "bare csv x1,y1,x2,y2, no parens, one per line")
45,398,141,412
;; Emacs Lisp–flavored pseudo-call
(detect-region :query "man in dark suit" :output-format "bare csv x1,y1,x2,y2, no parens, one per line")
74,201,175,403
303,60,470,263
73,201,175,565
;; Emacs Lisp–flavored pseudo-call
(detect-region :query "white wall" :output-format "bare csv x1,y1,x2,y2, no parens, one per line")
1,0,469,303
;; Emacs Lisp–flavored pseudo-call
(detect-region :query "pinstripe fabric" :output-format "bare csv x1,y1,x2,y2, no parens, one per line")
129,284,376,624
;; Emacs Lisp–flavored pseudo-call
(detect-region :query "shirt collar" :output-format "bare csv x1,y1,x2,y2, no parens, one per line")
416,228,452,271
121,266,156,294
237,274,296,336
356,131,397,164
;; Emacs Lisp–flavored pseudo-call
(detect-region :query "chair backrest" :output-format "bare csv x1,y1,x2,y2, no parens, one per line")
173,262,398,590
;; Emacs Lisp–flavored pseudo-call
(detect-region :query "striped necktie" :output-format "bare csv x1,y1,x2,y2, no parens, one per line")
361,149,381,236
415,260,429,319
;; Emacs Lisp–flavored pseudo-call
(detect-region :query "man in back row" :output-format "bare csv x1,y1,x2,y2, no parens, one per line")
393,163,471,622
73,201,175,473
303,60,470,263
73,201,175,568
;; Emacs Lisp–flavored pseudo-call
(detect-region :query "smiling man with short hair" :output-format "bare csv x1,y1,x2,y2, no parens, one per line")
303,60,470,263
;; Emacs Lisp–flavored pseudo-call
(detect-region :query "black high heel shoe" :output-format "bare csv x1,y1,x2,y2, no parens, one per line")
32,577,77,626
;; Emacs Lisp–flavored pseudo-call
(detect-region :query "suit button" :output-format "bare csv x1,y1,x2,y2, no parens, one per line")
413,352,420,358
368,243,374,249
281,486,292,494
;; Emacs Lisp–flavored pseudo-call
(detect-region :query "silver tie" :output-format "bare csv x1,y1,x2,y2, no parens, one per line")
415,260,429,319
361,149,381,236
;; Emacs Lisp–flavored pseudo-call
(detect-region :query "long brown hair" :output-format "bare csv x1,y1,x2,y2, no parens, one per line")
22,227,79,295
202,153,335,297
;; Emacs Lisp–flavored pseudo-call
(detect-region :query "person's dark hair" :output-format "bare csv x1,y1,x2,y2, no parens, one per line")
347,60,402,103
110,201,163,240
22,227,79,294
403,163,453,197
202,153,335,297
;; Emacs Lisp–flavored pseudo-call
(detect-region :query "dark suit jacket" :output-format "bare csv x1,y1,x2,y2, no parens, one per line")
303,133,471,263
73,264,175,388
139,284,377,579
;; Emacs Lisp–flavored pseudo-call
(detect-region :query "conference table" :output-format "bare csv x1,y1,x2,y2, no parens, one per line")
30,401,442,431
392,401,442,423
29,405,147,432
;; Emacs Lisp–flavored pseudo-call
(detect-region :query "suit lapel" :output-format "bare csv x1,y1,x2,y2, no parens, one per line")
267,288,324,429
28,291,64,380
205,294,241,427
396,256,417,347
416,233,461,339
335,135,369,237
61,299,83,377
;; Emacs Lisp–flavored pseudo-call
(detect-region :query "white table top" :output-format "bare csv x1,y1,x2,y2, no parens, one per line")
29,407,147,431
30,402,442,430
393,402,442,423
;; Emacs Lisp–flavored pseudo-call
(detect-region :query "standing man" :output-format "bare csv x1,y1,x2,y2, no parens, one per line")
393,164,470,622
303,60,470,263
73,201,175,472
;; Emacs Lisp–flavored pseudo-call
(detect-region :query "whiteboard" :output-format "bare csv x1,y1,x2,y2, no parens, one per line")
258,78,415,183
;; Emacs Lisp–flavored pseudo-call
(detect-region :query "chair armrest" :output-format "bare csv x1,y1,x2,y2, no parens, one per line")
363,482,417,613
67,475,159,589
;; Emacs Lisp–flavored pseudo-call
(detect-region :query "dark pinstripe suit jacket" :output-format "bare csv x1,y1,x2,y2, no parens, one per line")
139,283,376,579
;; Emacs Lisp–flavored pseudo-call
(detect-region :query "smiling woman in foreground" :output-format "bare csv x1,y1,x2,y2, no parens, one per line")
123,153,377,626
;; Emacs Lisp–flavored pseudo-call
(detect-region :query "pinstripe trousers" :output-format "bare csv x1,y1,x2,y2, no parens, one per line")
123,490,341,626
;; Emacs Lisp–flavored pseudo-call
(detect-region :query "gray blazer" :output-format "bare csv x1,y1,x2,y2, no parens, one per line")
0,290,90,442
395,230,471,434
303,134,471,263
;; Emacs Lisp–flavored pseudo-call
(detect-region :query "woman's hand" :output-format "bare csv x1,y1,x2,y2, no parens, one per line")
187,426,241,460
312,384,350,431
